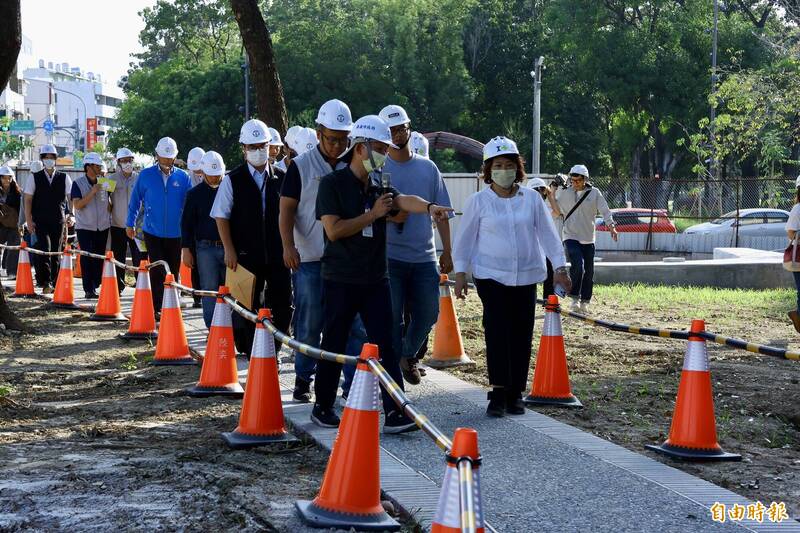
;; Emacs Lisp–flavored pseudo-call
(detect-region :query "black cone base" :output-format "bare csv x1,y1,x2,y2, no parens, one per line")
89,313,127,322
221,430,299,449
119,331,158,341
185,383,244,398
524,394,583,408
295,500,399,532
645,442,741,462
150,357,195,366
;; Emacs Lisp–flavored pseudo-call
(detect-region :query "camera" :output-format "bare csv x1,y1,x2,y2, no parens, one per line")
552,173,569,189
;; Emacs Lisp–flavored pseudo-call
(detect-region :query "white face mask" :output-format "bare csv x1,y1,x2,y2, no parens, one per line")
246,148,269,167
491,169,516,188
42,159,56,170
120,162,133,174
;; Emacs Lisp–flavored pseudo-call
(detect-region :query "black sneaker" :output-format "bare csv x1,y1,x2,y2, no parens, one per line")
84,292,98,300
383,410,420,434
293,377,312,403
311,405,340,428
506,397,525,415
486,389,505,418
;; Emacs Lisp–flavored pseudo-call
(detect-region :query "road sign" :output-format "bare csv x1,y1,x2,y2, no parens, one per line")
43,119,54,134
86,118,97,151
10,120,35,135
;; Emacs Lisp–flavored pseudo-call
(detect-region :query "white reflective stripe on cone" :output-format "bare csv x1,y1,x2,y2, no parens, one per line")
162,286,180,309
432,465,460,528
345,367,381,412
135,271,151,290
102,259,115,277
472,469,485,528
541,309,563,337
18,249,29,264
251,326,276,359
210,300,233,328
439,285,451,298
59,254,71,269
683,340,709,372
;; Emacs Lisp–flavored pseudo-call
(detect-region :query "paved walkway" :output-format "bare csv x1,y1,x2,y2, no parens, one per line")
6,279,800,532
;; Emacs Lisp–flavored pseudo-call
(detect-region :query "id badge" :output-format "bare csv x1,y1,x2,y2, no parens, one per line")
362,207,373,238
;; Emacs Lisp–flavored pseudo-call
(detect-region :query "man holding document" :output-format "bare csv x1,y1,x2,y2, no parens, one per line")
211,119,293,355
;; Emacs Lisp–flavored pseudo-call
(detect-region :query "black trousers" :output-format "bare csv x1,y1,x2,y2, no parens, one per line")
189,245,201,303
109,226,143,292
143,232,181,313
315,278,403,413
232,260,293,356
33,221,63,287
75,228,109,295
0,226,20,275
474,278,537,395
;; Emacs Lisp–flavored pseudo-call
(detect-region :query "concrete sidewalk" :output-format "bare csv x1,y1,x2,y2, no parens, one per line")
6,279,799,532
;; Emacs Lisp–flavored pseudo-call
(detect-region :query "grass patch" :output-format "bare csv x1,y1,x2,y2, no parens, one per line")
673,217,705,232
120,353,138,371
0,383,13,397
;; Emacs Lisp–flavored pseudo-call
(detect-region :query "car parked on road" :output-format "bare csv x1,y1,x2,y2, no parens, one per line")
683,208,789,237
596,208,677,233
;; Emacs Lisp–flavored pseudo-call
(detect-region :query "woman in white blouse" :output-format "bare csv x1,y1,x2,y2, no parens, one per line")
786,176,800,333
453,137,571,417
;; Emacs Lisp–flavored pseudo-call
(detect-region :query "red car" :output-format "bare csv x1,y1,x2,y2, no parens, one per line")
596,208,677,233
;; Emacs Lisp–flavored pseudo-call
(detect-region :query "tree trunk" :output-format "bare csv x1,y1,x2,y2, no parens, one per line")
0,0,22,330
229,0,288,136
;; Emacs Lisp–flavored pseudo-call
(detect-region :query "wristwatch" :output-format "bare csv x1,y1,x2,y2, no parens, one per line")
426,202,436,213
554,266,569,275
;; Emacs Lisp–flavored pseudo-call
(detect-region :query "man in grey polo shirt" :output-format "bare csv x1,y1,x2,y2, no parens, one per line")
379,105,453,384
109,148,142,293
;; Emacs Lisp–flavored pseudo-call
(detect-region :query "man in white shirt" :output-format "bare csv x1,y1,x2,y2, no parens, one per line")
23,144,73,293
552,164,618,312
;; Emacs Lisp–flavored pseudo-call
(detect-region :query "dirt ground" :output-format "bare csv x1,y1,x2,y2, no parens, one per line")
0,295,402,532
447,286,800,521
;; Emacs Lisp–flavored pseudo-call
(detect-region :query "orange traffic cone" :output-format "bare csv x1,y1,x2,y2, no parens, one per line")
73,245,82,278
49,245,79,309
151,273,195,366
12,241,35,297
296,344,399,531
186,286,244,397
524,295,582,408
179,262,193,289
646,320,740,461
120,260,157,340
222,308,298,448
426,274,473,368
89,252,127,321
431,428,485,533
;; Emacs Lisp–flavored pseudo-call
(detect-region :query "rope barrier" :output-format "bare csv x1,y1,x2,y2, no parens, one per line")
540,299,800,361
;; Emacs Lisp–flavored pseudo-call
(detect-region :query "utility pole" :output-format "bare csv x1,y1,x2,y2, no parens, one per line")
709,0,718,180
530,56,544,176
243,54,250,120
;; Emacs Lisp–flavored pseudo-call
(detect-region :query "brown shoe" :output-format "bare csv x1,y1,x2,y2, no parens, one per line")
789,311,800,334
399,357,422,385
42,286,54,295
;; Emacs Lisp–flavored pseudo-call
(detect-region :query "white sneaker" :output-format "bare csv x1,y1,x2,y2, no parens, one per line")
569,297,580,311
0,268,6,277
579,300,591,313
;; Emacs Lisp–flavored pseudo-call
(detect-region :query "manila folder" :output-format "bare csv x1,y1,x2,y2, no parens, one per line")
226,265,256,309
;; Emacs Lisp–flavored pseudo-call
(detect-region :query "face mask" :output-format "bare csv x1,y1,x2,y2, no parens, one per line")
363,149,387,173
246,148,269,167
43,159,56,170
491,169,516,188
120,162,133,173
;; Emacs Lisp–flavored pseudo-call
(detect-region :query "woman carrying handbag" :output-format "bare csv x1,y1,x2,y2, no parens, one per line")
784,175,800,333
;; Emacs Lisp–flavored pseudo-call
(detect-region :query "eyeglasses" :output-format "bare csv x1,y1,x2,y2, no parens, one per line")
390,124,410,134
321,133,349,146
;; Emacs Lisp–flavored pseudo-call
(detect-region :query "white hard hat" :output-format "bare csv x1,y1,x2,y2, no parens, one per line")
187,147,206,171
349,115,397,146
483,136,519,162
155,137,178,158
83,152,103,166
115,147,134,160
409,131,429,158
239,119,270,144
39,144,58,156
201,151,225,176
315,99,353,131
569,164,589,178
795,175,800,189
529,177,547,189
284,126,303,149
0,165,14,177
268,127,284,146
291,128,318,155
379,105,410,128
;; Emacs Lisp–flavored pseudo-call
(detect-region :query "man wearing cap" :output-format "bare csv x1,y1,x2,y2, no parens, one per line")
312,114,453,431
552,164,617,312
126,137,192,314
212,119,292,355
109,148,141,293
182,151,227,328
186,147,206,188
378,105,454,385
71,153,112,299
23,144,73,293
279,99,367,403
409,131,430,158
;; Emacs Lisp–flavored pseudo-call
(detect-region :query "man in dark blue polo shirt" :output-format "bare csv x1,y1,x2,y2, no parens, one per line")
181,151,226,328
313,115,453,432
